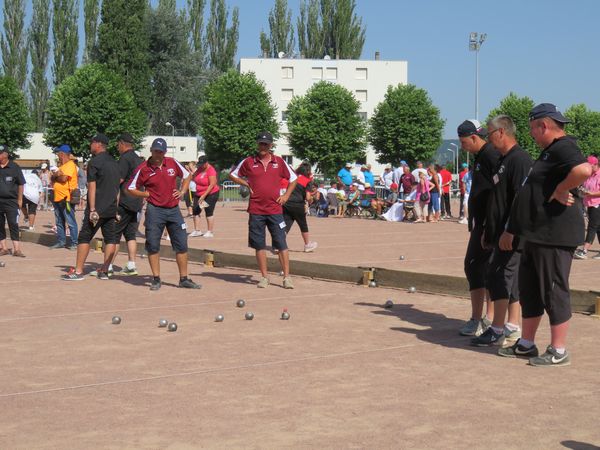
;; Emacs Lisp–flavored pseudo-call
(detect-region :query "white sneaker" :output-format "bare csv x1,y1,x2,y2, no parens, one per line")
28,226,35,231
458,218,468,225
203,231,214,238
189,230,203,237
304,241,318,252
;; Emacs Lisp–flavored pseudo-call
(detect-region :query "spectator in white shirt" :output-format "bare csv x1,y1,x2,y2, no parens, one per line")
22,170,43,230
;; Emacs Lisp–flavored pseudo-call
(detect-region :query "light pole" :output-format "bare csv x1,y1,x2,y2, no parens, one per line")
446,148,456,175
165,121,175,158
469,32,487,121
449,143,459,176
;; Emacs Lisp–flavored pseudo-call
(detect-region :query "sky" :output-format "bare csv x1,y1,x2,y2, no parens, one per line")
4,0,600,138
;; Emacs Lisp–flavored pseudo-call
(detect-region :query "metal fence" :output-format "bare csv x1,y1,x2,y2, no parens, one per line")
219,181,247,204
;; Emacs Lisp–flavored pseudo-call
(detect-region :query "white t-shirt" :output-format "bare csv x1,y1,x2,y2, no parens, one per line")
24,173,43,204
318,187,328,198
327,187,338,194
356,171,366,185
381,170,394,188
392,167,403,185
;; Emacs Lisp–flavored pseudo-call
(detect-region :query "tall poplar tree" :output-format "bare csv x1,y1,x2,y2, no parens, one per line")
96,0,152,114
52,0,79,86
187,0,206,62
260,0,295,58
206,0,239,72
28,0,51,131
1,0,28,90
83,0,100,63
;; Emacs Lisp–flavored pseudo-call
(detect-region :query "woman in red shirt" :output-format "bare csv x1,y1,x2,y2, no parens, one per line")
190,155,220,238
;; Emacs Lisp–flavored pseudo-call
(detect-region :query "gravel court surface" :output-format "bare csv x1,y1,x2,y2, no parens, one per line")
1,244,599,449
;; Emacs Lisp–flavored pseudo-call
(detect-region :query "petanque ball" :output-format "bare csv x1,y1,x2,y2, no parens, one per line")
408,286,416,294
239,185,250,198
158,319,168,328
167,322,178,332
0,261,5,267
112,316,121,325
384,300,394,309
399,255,405,260
369,280,378,288
215,314,224,322
236,299,246,308
245,312,254,320
281,311,290,320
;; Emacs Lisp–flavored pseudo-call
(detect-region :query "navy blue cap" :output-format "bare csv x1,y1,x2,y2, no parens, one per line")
90,133,109,145
53,144,72,154
256,131,273,143
457,119,487,138
529,103,570,123
150,138,168,152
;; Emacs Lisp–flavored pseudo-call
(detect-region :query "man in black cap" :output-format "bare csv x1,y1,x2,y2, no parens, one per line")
456,119,500,336
498,103,592,366
470,115,532,347
63,133,121,280
0,145,26,257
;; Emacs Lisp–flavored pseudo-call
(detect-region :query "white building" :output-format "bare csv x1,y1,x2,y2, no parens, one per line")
239,55,408,178
14,132,199,168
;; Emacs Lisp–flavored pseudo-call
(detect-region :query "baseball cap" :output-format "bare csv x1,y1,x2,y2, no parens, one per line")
385,165,392,169
457,119,487,138
41,163,48,169
588,155,598,165
117,132,134,144
197,155,209,165
364,182,371,188
400,160,407,166
390,183,398,190
53,144,72,154
462,162,468,168
345,162,352,168
528,103,570,123
256,131,273,143
0,144,8,154
90,133,109,145
150,138,168,152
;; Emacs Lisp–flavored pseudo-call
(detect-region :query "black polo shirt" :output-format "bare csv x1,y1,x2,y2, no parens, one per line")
87,151,121,218
468,142,501,230
506,136,587,247
483,145,533,245
0,160,26,209
118,150,144,212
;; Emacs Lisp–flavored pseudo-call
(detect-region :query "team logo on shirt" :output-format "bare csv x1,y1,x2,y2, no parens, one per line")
542,152,549,161
272,163,279,168
498,165,505,174
475,163,481,171
167,168,176,176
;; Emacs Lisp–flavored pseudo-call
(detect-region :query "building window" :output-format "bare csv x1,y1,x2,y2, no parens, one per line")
355,68,368,80
325,67,337,80
282,155,294,165
358,112,367,122
356,90,368,102
281,111,289,122
311,67,323,79
282,66,294,79
179,146,186,152
281,89,294,101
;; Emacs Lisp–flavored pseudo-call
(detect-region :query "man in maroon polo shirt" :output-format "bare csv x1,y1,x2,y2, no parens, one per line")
128,137,201,291
229,131,298,289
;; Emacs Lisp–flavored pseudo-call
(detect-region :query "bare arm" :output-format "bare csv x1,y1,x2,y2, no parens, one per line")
229,173,253,193
88,181,97,211
17,185,23,209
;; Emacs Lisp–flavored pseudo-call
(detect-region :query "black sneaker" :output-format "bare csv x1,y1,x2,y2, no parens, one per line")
178,278,201,289
470,327,505,347
497,339,539,358
528,345,571,367
150,278,162,291
97,271,110,280
49,243,66,250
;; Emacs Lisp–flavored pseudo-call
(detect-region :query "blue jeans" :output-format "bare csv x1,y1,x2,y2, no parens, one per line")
53,201,79,246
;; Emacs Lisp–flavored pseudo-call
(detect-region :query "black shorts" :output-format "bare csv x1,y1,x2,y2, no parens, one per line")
78,212,118,245
114,206,139,242
519,241,574,326
248,214,288,251
486,246,520,303
283,203,308,233
464,225,492,291
23,198,38,215
0,207,19,241
145,203,187,254
192,191,219,218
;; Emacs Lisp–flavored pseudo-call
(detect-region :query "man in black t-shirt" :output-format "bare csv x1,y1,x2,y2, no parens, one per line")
498,103,592,366
0,145,26,257
470,115,533,347
457,119,500,337
63,133,121,281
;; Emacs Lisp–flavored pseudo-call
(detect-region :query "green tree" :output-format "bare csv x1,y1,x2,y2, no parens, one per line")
0,76,31,157
1,0,28,90
52,0,79,86
187,0,207,64
44,64,147,159
148,1,212,135
368,84,443,167
206,0,239,72
83,0,100,63
287,81,366,176
297,0,365,59
95,0,152,113
28,0,51,131
260,0,295,58
565,104,600,157
199,70,279,168
486,92,537,157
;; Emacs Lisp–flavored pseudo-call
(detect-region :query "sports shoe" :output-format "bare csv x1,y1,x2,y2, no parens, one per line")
573,249,587,260
150,278,162,291
96,271,110,280
497,339,539,358
67,245,78,251
89,269,114,278
283,277,294,289
189,230,203,237
0,249,12,256
304,241,318,253
202,231,214,238
503,326,522,343
62,272,84,281
480,316,492,334
12,250,25,258
528,345,571,367
459,318,479,336
116,267,138,276
592,252,600,260
458,218,468,225
470,327,505,346
49,243,66,250
257,277,269,288
179,277,202,289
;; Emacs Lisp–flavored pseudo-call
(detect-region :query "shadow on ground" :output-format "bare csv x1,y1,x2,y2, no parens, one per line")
561,441,600,450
